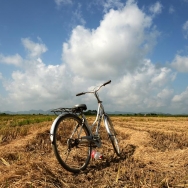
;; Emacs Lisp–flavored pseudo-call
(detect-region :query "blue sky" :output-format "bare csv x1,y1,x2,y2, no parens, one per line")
0,0,188,114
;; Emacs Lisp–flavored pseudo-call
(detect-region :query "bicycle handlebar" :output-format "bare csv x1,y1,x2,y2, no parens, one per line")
103,80,111,86
76,80,111,97
76,92,85,96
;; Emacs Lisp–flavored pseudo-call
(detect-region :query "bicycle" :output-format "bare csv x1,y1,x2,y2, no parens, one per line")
50,80,121,173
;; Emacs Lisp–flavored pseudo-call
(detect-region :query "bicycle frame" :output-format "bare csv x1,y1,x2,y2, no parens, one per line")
50,80,112,147
78,87,113,148
50,80,121,173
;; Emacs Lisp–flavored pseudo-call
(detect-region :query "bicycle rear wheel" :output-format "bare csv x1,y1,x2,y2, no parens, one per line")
106,116,121,156
52,114,91,173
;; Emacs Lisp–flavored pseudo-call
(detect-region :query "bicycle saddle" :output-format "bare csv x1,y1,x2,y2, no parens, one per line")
73,104,87,111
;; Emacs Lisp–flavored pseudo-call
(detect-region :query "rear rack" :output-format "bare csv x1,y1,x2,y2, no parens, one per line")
51,108,74,115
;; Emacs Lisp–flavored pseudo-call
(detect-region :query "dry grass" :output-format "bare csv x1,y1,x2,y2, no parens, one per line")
0,115,53,143
0,115,188,187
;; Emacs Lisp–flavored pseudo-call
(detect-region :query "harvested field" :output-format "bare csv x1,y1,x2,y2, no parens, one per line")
0,115,188,187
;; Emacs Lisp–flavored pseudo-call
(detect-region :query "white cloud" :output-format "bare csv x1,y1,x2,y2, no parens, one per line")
103,0,124,13
54,0,72,6
0,1,186,114
63,1,158,80
172,87,188,112
171,54,188,72
169,5,175,14
3,59,73,111
106,60,175,111
72,3,86,26
157,88,174,100
0,54,23,66
0,38,74,111
149,1,163,16
183,20,188,39
172,87,188,103
21,38,48,58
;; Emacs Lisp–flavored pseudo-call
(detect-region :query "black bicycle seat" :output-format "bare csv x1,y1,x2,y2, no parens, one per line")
73,104,87,111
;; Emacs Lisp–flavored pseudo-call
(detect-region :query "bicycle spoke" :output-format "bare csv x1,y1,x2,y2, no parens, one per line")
52,114,91,173
64,150,70,163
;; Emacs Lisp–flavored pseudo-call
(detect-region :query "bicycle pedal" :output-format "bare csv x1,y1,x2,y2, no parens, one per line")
93,134,100,140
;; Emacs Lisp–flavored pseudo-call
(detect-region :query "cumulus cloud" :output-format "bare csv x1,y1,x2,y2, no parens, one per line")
103,0,124,13
0,38,74,111
0,1,185,113
54,0,72,6
169,5,175,14
172,87,188,103
171,54,188,72
6,63,68,99
3,58,73,111
149,1,163,16
172,87,188,112
21,38,48,58
63,1,158,80
0,54,23,66
71,3,86,26
105,60,175,111
157,88,174,101
183,20,188,39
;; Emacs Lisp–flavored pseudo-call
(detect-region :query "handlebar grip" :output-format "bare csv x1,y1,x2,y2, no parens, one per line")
103,80,111,86
76,92,85,96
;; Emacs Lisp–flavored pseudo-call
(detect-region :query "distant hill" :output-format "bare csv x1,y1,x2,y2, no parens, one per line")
0,109,187,116
0,109,54,115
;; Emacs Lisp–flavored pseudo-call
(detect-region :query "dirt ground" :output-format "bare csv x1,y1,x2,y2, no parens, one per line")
0,116,188,187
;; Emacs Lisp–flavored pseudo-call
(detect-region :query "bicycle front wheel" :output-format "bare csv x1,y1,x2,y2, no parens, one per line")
105,116,121,156
52,114,91,173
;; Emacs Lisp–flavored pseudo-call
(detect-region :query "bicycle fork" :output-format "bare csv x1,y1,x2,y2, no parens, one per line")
103,115,113,136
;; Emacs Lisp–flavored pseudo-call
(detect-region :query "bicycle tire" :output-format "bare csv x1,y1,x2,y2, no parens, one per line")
106,116,121,156
52,114,91,173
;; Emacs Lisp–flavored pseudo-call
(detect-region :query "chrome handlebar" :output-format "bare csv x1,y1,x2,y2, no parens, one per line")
76,80,111,96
